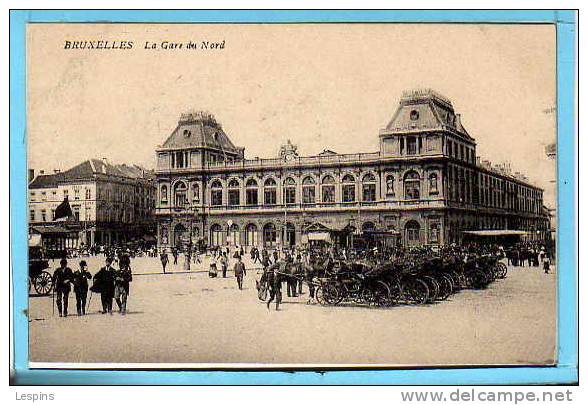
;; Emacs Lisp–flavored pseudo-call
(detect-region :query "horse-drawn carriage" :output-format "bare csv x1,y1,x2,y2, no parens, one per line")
255,252,508,309
28,245,53,296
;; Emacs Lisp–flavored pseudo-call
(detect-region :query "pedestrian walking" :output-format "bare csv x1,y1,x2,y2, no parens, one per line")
72,260,92,316
234,255,246,290
52,258,74,317
160,250,169,273
543,255,551,274
91,257,116,314
209,258,218,278
221,253,228,278
172,248,179,265
272,250,279,264
114,263,133,314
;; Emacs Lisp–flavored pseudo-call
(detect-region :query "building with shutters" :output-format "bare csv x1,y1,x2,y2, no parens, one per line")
154,90,549,250
28,159,156,246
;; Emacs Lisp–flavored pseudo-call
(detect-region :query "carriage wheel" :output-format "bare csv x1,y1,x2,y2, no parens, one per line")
436,275,453,301
372,281,393,307
405,279,429,305
316,283,341,306
34,271,53,296
496,263,508,279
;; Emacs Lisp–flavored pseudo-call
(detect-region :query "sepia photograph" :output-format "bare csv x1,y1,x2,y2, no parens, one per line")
25,22,558,368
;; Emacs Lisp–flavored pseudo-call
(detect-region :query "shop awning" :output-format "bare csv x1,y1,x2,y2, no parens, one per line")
462,230,527,236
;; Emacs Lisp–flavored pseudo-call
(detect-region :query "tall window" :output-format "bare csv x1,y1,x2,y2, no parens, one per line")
321,175,335,203
210,224,223,246
263,223,277,247
405,220,421,245
41,209,47,222
430,223,439,243
342,174,356,203
245,178,258,206
404,171,421,200
191,183,200,203
29,210,35,222
362,173,376,202
284,177,296,205
211,180,223,206
407,136,417,155
228,179,240,207
302,176,316,204
174,182,188,207
227,224,239,245
85,188,91,199
264,178,277,205
429,173,439,194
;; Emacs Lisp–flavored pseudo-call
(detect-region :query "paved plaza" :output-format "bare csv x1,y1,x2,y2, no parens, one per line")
29,255,556,366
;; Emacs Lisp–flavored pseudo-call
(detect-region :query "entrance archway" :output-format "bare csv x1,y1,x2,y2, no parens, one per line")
245,223,259,246
284,222,296,247
404,220,421,247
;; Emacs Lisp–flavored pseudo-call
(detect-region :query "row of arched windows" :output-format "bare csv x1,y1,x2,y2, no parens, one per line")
159,170,441,207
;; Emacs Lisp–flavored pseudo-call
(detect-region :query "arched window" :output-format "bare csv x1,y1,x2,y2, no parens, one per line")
321,175,335,203
210,224,223,246
342,174,356,203
210,180,223,206
302,176,316,204
191,182,200,203
245,178,258,206
404,171,421,200
386,175,395,196
264,178,277,205
362,173,376,202
174,182,188,207
405,220,421,246
283,177,296,205
263,223,277,247
228,179,240,207
227,223,239,245
429,173,439,194
245,223,259,246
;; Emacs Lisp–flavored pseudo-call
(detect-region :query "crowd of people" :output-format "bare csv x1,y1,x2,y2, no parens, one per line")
51,252,133,318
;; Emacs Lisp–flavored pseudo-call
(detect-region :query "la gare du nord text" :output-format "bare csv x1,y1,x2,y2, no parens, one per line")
63,40,226,50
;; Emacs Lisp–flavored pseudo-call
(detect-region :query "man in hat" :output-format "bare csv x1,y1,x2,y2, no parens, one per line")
72,260,92,316
234,255,246,290
52,258,74,317
114,260,133,315
92,257,116,314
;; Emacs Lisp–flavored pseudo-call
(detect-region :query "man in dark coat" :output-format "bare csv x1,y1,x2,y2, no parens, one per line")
160,250,169,273
72,260,92,316
52,258,74,317
92,257,116,314
114,264,133,314
234,255,246,290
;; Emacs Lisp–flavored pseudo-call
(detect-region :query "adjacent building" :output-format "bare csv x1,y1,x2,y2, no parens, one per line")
154,90,549,250
28,159,156,246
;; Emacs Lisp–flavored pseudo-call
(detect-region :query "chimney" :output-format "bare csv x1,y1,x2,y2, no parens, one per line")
455,114,462,128
101,158,108,174
28,169,34,183
476,156,481,165
39,169,45,175
53,169,60,174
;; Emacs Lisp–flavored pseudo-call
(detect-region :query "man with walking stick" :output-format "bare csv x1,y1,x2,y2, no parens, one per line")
91,257,116,314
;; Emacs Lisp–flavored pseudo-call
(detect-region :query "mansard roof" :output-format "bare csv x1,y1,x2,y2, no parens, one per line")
383,89,473,140
160,111,242,154
29,159,153,188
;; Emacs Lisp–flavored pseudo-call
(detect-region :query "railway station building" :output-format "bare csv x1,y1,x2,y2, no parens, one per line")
154,89,549,250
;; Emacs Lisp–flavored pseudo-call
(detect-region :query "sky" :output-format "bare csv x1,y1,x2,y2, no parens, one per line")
27,23,557,206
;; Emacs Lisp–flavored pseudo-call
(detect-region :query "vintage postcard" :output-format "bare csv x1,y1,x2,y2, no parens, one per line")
25,22,557,368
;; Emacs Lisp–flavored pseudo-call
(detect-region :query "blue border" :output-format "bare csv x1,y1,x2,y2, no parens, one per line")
10,10,577,385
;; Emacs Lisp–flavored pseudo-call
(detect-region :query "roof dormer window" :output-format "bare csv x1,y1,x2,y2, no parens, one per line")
183,129,191,138
410,110,419,121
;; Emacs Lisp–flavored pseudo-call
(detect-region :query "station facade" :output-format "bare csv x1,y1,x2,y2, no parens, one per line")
154,90,549,250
